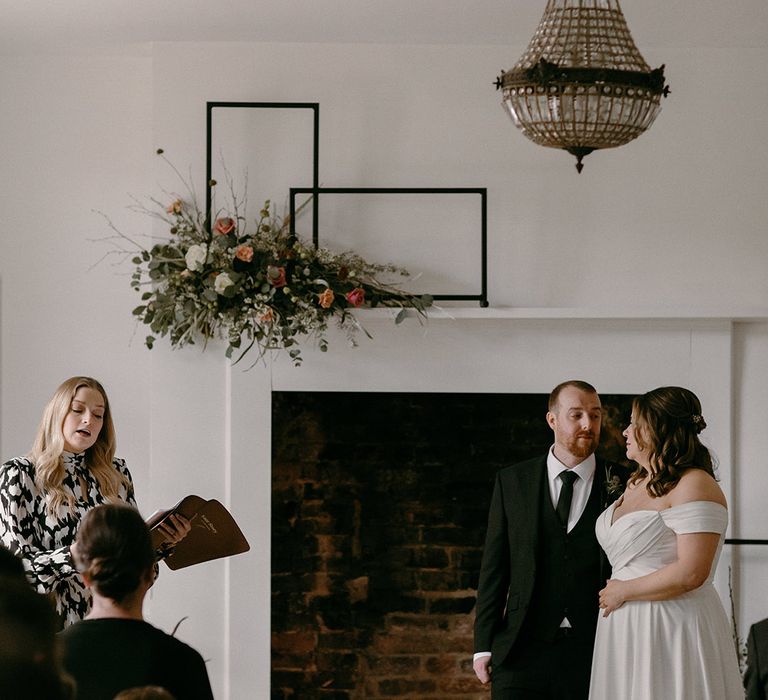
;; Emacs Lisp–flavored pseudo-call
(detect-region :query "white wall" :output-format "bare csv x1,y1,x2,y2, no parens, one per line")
2,33,768,697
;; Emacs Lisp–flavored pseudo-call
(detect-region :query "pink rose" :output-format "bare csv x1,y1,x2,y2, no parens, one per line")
345,288,366,308
214,217,236,236
318,288,335,309
267,265,287,288
235,244,254,263
166,199,183,215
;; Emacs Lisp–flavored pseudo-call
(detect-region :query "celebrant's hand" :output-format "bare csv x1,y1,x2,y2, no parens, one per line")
156,513,192,545
599,579,627,616
473,656,491,684
69,540,80,566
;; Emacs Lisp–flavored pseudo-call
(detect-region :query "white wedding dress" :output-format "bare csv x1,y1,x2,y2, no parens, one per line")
588,500,744,700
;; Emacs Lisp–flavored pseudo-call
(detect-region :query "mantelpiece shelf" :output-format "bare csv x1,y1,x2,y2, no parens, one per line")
359,306,768,323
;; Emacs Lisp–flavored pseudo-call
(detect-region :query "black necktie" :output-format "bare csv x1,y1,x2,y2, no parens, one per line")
556,470,579,528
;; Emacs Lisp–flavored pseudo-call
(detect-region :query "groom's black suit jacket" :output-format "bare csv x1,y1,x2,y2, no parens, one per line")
746,618,768,700
473,455,618,666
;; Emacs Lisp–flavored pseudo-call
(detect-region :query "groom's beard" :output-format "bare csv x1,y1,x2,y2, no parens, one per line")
565,432,599,460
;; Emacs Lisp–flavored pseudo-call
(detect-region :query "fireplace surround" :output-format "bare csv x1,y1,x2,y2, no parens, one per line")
153,309,759,698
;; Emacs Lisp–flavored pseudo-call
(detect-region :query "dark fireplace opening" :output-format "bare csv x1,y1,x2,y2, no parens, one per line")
271,392,631,699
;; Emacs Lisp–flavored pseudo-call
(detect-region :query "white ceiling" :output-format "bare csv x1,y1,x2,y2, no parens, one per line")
1,1,767,53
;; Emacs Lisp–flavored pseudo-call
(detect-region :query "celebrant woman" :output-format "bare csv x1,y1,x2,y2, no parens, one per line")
0,376,189,627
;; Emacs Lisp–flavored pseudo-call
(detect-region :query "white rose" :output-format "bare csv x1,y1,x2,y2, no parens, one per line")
185,244,208,272
214,272,235,295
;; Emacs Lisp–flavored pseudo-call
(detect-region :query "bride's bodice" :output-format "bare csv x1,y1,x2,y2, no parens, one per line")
596,500,728,581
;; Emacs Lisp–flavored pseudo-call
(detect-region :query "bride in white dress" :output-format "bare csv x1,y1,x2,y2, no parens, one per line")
588,387,744,700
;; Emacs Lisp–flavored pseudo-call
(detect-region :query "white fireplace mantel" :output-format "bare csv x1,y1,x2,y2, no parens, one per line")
362,305,768,323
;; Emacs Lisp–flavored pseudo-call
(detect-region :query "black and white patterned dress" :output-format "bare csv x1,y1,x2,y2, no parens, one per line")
0,451,136,627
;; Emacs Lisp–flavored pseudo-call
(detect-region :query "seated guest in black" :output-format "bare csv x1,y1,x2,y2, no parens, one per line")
0,542,27,582
0,573,73,699
59,504,214,700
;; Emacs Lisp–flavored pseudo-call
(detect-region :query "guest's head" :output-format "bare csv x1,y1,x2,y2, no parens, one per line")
0,577,71,698
0,577,57,662
113,686,177,699
625,386,715,496
546,380,602,465
73,503,155,606
0,543,27,583
29,376,126,515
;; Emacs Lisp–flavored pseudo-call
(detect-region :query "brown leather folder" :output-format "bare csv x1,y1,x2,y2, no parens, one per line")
147,495,250,570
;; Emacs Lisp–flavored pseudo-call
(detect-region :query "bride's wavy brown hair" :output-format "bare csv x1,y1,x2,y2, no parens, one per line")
628,386,716,497
28,377,129,516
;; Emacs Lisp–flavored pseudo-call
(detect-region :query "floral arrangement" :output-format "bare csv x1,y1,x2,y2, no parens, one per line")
105,152,432,366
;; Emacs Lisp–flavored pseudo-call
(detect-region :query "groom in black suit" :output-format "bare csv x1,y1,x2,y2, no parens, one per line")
473,380,619,699
746,617,768,700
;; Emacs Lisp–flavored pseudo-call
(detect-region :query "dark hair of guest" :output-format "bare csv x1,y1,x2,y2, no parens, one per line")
629,386,715,497
0,577,58,662
113,686,176,700
73,504,155,603
0,544,27,583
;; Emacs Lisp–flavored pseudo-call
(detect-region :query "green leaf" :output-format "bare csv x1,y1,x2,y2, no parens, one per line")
141,292,153,301
145,335,155,349
394,308,407,325
132,256,142,265
132,305,146,316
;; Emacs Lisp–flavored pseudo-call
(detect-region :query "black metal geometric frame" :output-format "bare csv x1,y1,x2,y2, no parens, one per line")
725,539,768,546
206,101,489,306
206,101,320,244
289,186,488,306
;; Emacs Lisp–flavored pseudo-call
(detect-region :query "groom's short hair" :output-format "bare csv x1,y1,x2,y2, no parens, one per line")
548,380,598,412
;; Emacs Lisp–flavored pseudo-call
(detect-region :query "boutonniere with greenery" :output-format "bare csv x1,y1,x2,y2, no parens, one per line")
100,151,433,366
604,464,626,502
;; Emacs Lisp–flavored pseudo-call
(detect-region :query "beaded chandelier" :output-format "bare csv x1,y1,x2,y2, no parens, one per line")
496,0,670,173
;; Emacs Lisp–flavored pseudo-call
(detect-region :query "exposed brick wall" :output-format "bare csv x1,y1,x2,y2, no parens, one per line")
271,392,630,699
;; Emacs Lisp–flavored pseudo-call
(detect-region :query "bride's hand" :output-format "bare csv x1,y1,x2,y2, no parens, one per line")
599,579,626,617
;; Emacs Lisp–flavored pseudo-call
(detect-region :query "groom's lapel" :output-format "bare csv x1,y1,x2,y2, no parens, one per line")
513,456,546,533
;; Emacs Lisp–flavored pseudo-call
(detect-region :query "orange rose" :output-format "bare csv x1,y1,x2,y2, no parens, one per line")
318,288,335,309
345,288,365,308
260,308,274,323
166,199,182,215
235,244,254,263
214,217,236,235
